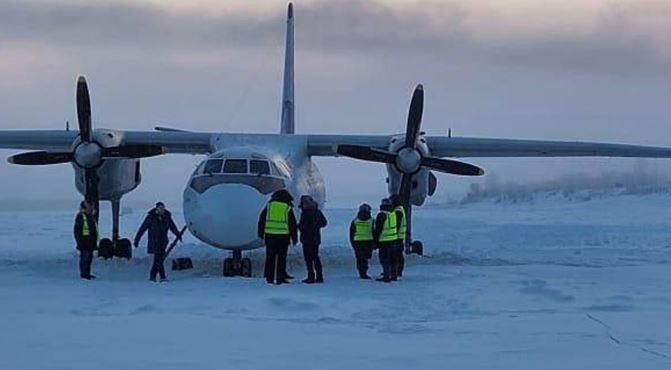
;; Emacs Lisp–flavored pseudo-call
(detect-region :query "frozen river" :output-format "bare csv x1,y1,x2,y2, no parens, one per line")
1,194,670,369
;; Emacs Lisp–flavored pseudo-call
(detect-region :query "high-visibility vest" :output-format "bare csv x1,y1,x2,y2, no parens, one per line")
379,211,398,243
353,218,374,242
395,206,407,241
80,213,98,241
264,201,290,235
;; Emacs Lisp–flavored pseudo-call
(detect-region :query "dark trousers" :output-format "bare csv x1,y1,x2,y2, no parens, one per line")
302,243,323,281
150,252,166,280
79,249,93,278
378,242,394,280
352,242,373,277
393,242,405,278
264,238,289,283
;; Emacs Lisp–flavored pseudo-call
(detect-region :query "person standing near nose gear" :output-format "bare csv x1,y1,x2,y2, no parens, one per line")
258,189,298,285
373,198,399,283
134,202,182,282
298,195,327,284
389,194,406,279
349,203,374,279
74,200,98,280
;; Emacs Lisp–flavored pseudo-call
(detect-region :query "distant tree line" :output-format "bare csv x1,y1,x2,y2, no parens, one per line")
463,159,671,203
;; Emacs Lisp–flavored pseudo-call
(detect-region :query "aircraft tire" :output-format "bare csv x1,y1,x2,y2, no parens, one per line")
117,239,132,260
241,258,252,278
223,258,235,277
98,239,114,259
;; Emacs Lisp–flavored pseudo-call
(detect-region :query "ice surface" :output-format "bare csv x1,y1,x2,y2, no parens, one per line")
1,195,671,369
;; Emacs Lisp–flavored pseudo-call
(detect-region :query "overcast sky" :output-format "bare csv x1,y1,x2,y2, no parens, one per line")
0,0,670,207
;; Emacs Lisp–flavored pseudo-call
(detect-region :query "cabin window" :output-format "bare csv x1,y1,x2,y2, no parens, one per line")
250,160,270,175
203,159,223,174
223,159,248,174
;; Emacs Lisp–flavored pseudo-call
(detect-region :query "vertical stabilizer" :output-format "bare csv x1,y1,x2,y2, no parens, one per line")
280,3,295,134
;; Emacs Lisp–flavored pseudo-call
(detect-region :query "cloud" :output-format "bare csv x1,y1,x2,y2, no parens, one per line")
0,0,669,76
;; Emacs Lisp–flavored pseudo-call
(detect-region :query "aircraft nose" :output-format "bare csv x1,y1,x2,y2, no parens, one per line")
184,184,268,248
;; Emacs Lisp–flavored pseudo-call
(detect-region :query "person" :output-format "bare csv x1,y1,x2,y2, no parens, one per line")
349,203,375,279
298,195,327,284
389,194,407,279
258,189,298,285
133,202,182,282
373,198,400,283
73,200,98,280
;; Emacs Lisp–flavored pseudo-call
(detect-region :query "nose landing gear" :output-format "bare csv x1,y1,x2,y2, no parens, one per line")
223,250,252,277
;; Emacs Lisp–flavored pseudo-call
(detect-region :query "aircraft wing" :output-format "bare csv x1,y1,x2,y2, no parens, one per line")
306,134,671,159
0,130,214,154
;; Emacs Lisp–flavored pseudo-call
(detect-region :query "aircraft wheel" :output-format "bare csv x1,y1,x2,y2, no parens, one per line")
98,238,114,259
241,258,252,278
223,258,235,277
117,239,132,260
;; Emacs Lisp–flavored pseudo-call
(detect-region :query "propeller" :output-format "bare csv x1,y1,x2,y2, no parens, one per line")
7,76,166,217
336,84,485,249
337,84,484,197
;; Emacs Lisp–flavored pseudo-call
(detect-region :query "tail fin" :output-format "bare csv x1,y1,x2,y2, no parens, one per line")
280,3,295,134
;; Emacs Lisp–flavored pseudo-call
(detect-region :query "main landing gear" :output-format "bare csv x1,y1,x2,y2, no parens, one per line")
223,250,252,277
97,198,132,260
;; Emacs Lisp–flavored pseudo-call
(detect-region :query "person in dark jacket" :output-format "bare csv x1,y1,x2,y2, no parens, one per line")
74,200,98,280
298,195,327,284
134,202,182,282
349,203,374,279
373,198,401,283
257,189,298,285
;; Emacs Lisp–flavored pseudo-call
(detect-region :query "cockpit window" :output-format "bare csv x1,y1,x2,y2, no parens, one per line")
204,159,223,174
223,159,248,174
250,160,270,175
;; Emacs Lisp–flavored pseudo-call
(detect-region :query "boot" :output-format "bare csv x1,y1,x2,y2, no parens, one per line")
302,277,315,284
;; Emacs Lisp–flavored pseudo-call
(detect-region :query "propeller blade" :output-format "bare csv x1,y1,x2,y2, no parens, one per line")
399,173,413,206
336,145,396,164
84,167,100,221
76,76,92,142
101,144,166,159
8,151,73,165
405,84,424,148
421,156,484,176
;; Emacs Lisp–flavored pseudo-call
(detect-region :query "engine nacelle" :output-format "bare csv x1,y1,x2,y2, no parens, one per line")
385,135,431,206
72,129,142,201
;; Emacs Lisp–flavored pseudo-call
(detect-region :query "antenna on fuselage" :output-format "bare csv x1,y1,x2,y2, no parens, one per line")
280,2,295,135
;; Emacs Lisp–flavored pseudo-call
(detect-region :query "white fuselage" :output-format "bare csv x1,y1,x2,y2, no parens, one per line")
182,134,325,250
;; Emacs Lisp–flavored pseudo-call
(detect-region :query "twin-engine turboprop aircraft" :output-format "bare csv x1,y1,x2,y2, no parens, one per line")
2,3,671,276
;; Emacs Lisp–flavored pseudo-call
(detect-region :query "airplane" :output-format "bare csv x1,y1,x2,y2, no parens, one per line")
2,2,671,277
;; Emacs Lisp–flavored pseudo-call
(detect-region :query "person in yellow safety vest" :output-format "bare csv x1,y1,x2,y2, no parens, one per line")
389,194,406,279
349,203,375,279
373,198,400,283
73,200,99,280
257,189,298,285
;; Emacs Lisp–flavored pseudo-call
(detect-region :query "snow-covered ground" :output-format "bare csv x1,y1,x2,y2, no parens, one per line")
1,194,671,369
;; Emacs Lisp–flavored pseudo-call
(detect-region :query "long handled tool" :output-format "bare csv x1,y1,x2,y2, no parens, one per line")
166,225,188,257
167,225,193,270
